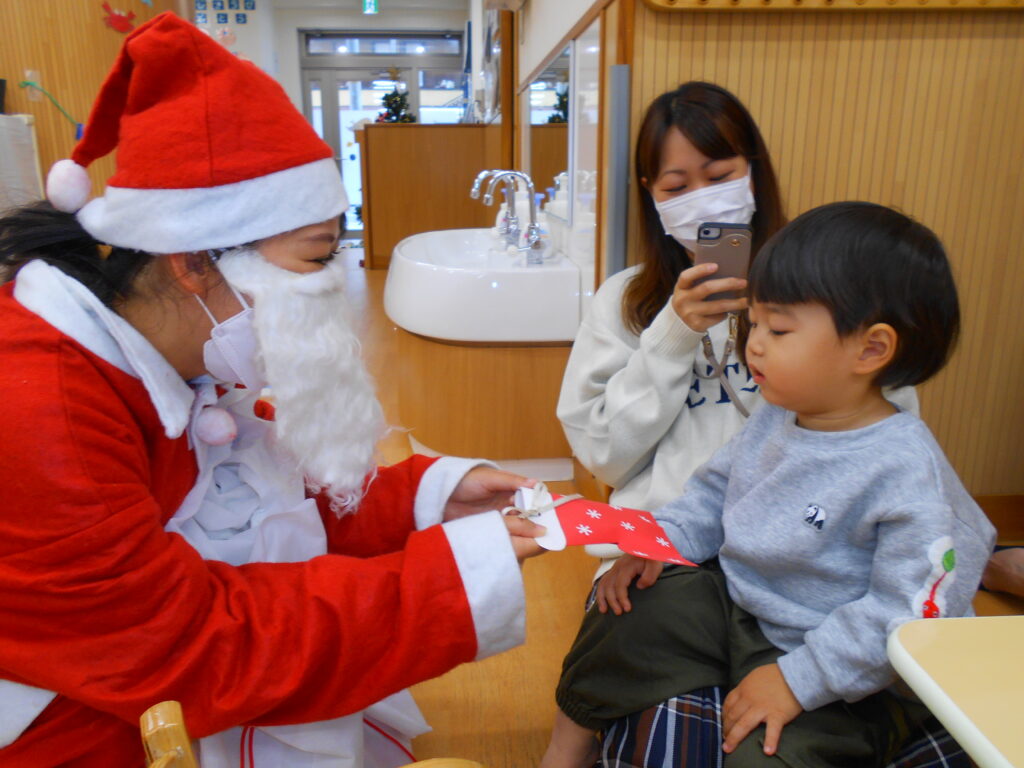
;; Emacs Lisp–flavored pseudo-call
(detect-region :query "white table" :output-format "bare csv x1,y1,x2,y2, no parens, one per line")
888,616,1024,768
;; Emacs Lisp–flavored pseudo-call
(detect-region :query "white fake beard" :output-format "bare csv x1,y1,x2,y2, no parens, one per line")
216,248,386,514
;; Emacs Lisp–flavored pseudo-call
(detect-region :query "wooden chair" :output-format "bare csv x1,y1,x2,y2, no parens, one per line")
138,702,488,768
140,701,199,768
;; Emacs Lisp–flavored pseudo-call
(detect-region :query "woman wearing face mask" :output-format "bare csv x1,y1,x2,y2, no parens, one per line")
558,82,915,578
0,14,545,768
542,83,782,768
546,83,929,768
557,82,784,577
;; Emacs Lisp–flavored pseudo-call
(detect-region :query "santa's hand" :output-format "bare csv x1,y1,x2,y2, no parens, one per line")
502,514,547,563
595,554,663,615
444,466,536,522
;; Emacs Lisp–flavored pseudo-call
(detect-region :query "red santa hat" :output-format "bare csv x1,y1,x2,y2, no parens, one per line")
46,12,347,254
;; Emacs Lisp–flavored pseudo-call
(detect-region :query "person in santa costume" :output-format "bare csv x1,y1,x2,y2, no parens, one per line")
0,12,546,768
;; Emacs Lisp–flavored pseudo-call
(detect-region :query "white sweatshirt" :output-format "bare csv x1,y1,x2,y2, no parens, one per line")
557,265,918,572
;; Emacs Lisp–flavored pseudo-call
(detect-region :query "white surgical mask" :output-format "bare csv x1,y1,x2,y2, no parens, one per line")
654,174,756,252
195,285,266,391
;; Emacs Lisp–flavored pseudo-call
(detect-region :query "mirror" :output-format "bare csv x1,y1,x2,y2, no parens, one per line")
569,20,601,293
528,46,570,213
481,10,505,122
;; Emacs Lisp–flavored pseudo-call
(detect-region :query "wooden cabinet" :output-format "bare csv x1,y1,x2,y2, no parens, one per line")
394,327,572,460
356,123,507,269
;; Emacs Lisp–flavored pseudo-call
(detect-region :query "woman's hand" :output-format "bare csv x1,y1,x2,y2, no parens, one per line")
444,466,535,522
671,263,749,333
595,554,664,615
722,663,803,756
982,548,1024,598
502,514,548,563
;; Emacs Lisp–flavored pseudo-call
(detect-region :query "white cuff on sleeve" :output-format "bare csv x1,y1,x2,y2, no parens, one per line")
643,302,704,358
442,511,526,660
0,680,57,748
413,456,498,531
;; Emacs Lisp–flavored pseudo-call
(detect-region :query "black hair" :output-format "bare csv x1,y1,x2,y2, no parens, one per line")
0,200,155,308
627,81,785,334
748,201,960,388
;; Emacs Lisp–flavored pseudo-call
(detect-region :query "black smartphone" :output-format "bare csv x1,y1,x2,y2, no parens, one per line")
692,223,753,302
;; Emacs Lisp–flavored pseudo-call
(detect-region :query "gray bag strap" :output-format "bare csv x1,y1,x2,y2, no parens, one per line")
695,313,750,419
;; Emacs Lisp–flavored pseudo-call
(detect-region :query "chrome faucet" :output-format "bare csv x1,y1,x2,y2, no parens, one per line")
483,171,523,248
476,170,543,260
469,169,503,200
504,171,542,252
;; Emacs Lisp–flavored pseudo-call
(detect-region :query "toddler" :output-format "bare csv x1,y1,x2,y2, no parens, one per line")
541,201,996,768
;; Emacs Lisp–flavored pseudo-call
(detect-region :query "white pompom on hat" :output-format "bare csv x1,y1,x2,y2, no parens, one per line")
46,12,347,254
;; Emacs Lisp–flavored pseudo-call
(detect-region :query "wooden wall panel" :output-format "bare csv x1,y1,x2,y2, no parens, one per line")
0,1,185,196
629,7,1024,493
529,123,569,194
361,124,506,269
644,0,1024,9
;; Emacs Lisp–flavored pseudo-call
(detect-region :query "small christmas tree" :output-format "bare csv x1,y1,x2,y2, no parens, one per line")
376,85,417,123
547,83,568,124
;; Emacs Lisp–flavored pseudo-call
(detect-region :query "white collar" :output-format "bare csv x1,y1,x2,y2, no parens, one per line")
13,260,195,438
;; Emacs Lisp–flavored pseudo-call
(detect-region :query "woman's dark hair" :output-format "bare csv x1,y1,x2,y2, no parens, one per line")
748,201,960,388
624,81,786,333
0,200,155,308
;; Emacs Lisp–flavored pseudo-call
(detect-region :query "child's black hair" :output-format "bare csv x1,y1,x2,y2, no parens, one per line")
747,201,960,388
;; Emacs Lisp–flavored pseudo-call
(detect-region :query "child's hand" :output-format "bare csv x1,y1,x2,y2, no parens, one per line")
502,514,547,563
722,663,803,757
672,263,748,333
595,554,663,615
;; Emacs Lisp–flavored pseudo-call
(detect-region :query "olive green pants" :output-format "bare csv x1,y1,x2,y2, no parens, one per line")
556,563,929,767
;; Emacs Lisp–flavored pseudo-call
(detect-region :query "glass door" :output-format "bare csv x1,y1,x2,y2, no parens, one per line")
302,65,469,231
304,68,399,232
416,69,466,124
300,32,467,233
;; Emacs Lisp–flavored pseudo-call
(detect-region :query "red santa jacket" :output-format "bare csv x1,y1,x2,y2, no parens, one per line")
0,282,498,767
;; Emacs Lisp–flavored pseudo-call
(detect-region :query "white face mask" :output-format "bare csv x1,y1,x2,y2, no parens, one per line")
195,285,266,391
653,173,756,252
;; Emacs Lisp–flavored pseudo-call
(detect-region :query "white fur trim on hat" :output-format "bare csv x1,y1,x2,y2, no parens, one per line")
46,160,93,213
76,157,348,253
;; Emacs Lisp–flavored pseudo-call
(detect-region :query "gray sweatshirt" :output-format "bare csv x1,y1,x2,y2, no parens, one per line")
557,266,918,578
656,404,996,710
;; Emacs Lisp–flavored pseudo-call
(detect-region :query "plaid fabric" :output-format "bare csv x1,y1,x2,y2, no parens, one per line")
597,689,970,768
598,688,724,768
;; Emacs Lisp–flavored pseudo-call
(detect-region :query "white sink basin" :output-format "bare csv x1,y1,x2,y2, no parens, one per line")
383,228,581,343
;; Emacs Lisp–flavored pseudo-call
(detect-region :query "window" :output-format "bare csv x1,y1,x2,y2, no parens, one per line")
418,69,463,124
306,33,461,58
